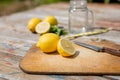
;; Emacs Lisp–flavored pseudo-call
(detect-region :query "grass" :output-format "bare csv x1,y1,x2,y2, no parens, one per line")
0,0,15,6
0,0,119,16
104,0,110,4
0,0,70,16
0,0,35,16
34,0,69,5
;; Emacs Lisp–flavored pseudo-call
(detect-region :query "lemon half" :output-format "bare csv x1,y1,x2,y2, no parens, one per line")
35,22,51,34
27,18,41,33
57,38,76,57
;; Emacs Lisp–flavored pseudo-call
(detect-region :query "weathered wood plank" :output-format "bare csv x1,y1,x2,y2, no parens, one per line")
104,76,120,80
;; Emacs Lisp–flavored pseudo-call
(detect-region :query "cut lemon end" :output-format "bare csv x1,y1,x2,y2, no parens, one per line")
35,22,51,34
57,38,76,57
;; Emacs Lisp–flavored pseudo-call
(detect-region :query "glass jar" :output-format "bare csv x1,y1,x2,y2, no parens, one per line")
69,0,94,34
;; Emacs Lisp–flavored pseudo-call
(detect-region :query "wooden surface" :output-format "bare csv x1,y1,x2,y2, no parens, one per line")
0,2,120,80
20,39,120,75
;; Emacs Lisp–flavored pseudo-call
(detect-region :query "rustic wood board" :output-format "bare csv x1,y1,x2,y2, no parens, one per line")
20,39,120,75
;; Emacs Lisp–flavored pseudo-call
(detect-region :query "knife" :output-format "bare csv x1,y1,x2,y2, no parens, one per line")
73,41,120,57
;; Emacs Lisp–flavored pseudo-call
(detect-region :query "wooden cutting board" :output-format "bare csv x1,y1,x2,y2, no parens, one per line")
20,38,120,75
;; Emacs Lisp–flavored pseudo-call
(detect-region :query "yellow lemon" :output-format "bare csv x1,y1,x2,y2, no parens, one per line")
43,16,58,26
35,22,51,34
27,18,42,33
57,38,76,57
36,33,60,53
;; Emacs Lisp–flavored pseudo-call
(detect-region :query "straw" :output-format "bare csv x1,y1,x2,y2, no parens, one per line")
66,28,111,40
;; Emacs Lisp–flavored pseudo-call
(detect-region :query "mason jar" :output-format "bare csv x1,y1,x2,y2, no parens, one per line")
69,0,94,34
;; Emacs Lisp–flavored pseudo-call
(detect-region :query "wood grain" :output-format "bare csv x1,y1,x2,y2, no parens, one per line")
20,40,120,75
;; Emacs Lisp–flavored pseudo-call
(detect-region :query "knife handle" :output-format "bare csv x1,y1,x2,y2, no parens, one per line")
103,47,120,57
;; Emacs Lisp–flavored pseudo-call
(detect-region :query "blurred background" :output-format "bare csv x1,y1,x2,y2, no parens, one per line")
0,0,120,16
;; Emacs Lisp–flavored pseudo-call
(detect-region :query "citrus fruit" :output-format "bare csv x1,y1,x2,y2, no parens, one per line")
27,18,42,33
43,16,58,26
57,38,76,57
36,33,60,53
35,22,51,34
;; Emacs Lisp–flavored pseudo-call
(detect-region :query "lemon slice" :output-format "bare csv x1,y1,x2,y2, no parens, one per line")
35,22,51,34
57,38,76,57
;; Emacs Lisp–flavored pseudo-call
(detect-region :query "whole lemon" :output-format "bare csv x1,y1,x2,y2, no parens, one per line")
43,16,58,26
36,33,60,53
27,18,42,33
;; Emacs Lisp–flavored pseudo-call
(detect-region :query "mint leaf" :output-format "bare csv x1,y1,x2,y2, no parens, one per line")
50,25,68,36
50,26,57,33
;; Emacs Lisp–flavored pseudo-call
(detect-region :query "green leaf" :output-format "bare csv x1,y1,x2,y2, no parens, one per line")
50,25,68,36
56,28,62,36
50,25,57,33
61,30,68,35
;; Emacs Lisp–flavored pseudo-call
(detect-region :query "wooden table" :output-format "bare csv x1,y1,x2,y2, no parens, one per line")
0,3,120,80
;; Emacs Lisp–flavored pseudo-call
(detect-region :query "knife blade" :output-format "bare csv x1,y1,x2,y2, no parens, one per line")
74,41,120,57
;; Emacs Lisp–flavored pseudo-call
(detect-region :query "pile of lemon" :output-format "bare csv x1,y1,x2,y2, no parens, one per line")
27,16,58,33
27,16,76,57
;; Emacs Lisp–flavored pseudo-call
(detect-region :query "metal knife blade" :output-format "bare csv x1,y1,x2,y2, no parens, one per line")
74,41,120,57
